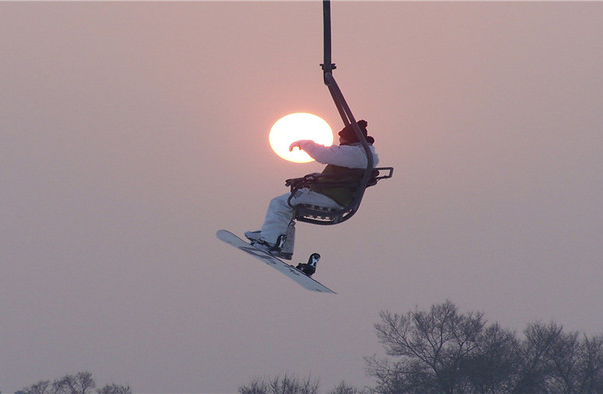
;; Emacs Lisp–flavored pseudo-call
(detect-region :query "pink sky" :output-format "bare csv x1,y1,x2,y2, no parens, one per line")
2,2,603,392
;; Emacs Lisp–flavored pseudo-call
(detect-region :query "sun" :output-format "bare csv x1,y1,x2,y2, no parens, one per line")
269,113,333,163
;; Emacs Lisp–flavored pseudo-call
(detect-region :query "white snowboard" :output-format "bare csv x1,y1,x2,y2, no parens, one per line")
216,230,336,294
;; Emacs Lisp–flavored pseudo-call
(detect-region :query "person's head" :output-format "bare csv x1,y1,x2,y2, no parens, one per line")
338,120,375,145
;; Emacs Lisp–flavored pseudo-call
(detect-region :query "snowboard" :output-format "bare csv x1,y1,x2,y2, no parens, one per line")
216,230,336,294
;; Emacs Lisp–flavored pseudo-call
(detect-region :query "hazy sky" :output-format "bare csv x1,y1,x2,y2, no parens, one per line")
2,1,602,393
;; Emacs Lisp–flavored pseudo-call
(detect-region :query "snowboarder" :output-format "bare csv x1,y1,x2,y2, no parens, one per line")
245,120,379,259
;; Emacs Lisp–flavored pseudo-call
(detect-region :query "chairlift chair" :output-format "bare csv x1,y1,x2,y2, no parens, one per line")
285,0,394,226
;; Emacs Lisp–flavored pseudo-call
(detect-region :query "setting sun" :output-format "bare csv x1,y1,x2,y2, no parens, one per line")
269,113,333,163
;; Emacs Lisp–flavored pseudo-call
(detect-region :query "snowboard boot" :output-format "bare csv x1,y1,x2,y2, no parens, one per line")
244,230,262,243
251,234,287,258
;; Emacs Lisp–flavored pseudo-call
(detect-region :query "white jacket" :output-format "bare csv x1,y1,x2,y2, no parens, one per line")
294,140,379,169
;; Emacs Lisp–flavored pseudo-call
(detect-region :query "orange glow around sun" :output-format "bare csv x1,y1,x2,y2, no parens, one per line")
269,113,333,163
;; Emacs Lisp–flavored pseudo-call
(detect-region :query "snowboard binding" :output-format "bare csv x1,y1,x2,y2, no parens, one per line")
296,253,320,277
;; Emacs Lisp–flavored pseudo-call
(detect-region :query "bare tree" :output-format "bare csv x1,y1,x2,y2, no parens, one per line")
367,302,603,394
237,302,603,394
459,323,520,393
16,380,51,394
52,371,95,394
514,323,603,393
512,322,563,392
17,372,130,394
95,384,132,394
238,374,319,394
327,381,369,394
367,300,492,393
577,335,603,393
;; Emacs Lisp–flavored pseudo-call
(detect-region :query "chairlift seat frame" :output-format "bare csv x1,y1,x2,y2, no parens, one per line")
287,167,393,225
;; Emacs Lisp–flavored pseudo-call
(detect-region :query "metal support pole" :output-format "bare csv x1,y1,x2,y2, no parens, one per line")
321,0,336,78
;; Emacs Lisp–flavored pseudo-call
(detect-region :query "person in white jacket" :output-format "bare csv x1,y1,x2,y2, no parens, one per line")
245,120,379,259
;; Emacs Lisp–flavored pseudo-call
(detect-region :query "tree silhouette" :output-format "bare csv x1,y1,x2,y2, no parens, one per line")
366,300,603,393
238,374,319,394
19,301,603,394
16,371,130,394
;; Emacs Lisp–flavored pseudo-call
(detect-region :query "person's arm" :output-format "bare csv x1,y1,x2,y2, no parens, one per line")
289,140,368,168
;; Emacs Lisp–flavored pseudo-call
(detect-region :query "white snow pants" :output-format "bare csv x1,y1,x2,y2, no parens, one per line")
259,188,343,245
